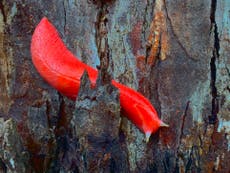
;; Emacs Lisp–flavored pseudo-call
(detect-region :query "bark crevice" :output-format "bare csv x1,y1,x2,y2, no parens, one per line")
174,101,190,172
95,5,112,84
0,158,7,173
0,1,6,24
163,0,195,61
209,0,219,124
63,1,67,33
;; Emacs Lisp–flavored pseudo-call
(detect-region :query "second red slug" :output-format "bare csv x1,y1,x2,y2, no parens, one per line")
31,17,168,142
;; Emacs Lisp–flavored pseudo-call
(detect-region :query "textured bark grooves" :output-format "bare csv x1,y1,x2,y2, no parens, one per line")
72,72,126,172
209,0,219,124
0,0,229,173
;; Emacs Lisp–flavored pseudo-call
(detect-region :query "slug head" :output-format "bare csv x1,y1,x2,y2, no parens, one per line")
134,104,168,142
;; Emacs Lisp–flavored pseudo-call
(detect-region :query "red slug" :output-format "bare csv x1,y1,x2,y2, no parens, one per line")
31,17,168,142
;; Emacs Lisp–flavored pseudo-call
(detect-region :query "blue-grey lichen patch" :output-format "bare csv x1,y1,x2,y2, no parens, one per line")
89,36,100,68
189,80,210,123
0,119,29,172
6,2,17,25
119,114,148,171
215,0,230,152
124,123,147,171
216,65,230,144
218,118,230,151
216,0,230,37
62,0,100,68
108,0,137,83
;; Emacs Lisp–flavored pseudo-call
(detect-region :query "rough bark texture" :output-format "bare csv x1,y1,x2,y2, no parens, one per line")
0,0,229,172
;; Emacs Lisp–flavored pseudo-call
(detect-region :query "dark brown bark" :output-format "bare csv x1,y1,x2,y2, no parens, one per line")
0,0,229,172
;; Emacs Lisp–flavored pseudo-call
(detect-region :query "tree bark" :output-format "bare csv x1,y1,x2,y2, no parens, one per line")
0,0,229,172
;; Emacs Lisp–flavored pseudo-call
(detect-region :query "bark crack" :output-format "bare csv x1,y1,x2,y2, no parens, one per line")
163,0,196,61
226,67,230,77
209,0,219,124
143,0,154,62
0,1,6,24
95,5,111,84
179,102,190,143
143,0,150,43
155,71,162,118
63,1,67,33
175,101,190,172
0,158,7,173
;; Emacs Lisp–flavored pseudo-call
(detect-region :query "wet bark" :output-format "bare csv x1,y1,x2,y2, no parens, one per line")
0,0,229,172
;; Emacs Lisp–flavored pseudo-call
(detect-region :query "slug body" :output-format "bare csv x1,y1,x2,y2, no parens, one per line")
31,17,168,141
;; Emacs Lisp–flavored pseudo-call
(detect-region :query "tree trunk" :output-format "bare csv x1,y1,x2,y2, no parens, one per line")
0,0,229,172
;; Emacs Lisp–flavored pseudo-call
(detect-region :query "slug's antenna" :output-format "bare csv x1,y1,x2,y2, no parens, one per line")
160,121,169,127
145,132,151,143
